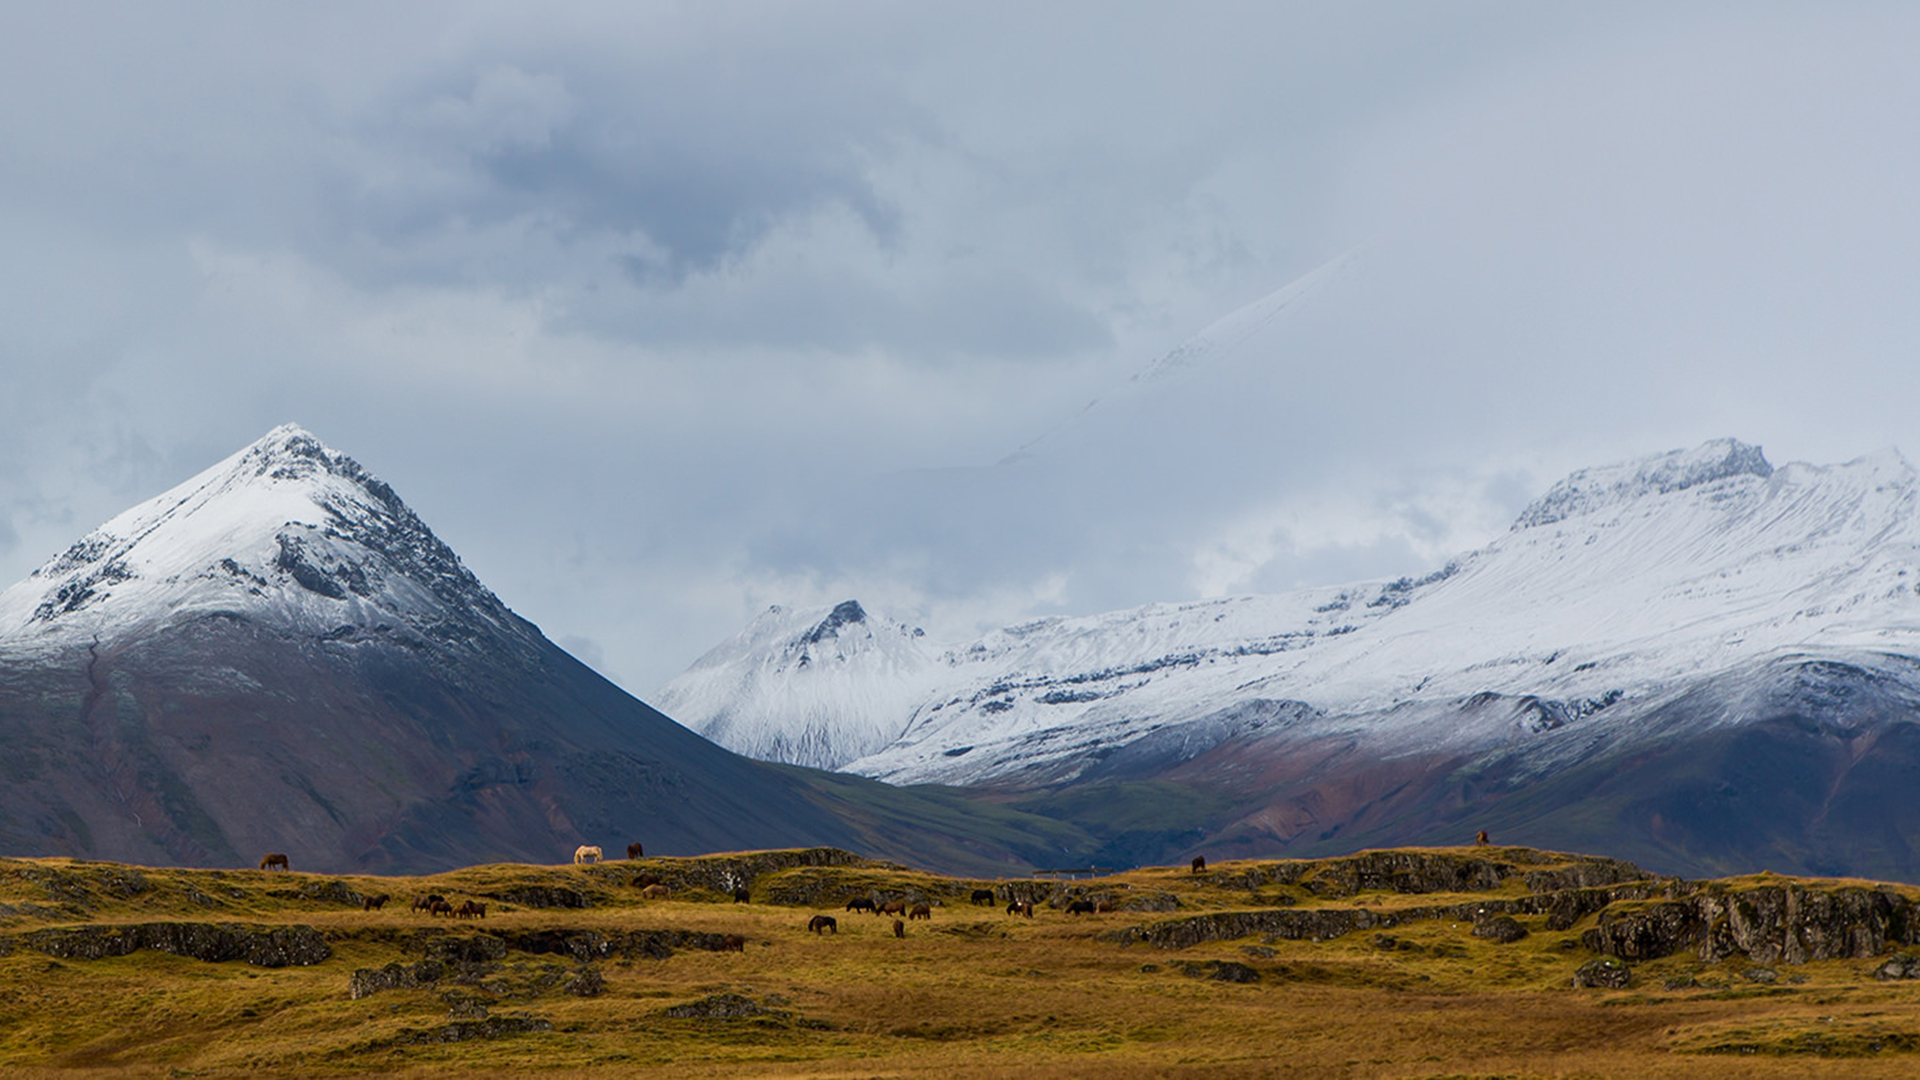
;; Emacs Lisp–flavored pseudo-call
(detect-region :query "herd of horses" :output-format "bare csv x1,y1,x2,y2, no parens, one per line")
251,834,1500,940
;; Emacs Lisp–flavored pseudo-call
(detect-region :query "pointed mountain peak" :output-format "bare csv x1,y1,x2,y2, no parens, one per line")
1512,438,1774,530
0,425,522,651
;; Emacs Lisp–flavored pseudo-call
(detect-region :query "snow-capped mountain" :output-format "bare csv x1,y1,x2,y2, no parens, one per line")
0,423,534,657
662,438,1920,878
0,425,1087,874
652,600,942,769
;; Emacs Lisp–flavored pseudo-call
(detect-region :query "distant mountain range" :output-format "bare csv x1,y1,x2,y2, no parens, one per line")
0,425,1091,875
661,437,1920,880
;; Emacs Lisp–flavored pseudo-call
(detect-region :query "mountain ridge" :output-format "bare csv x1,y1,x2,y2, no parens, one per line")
660,437,1920,878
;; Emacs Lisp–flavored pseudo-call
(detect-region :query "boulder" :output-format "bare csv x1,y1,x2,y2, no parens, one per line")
1571,957,1631,989
1472,916,1529,943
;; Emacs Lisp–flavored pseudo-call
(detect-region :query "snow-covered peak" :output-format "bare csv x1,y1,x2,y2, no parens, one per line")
669,439,1920,786
654,599,941,769
0,424,525,652
1512,437,1775,529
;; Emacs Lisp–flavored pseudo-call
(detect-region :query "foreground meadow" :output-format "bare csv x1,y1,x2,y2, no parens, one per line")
0,846,1917,1077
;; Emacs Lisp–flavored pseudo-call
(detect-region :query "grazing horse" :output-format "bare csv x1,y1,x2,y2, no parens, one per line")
457,900,487,919
429,900,455,917
573,845,603,865
878,900,907,917
720,934,746,952
893,919,906,938
808,914,838,934
1475,830,1490,846
632,874,661,889
627,842,644,859
1094,899,1115,914
733,887,751,903
411,894,445,914
1191,856,1207,874
641,884,671,900
363,893,390,912
259,853,290,872
1066,900,1097,915
908,903,932,920
970,888,995,906
1006,900,1034,918
845,897,878,914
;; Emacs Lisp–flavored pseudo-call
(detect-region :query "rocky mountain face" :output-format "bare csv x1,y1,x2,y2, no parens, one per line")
0,426,1081,875
662,439,1920,880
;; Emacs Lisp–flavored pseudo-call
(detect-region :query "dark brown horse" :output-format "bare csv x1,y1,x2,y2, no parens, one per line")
627,841,644,859
733,887,751,903
846,897,878,914
970,888,995,905
259,853,289,872
878,900,907,917
363,893,390,911
411,894,444,914
1475,830,1490,846
1191,856,1206,874
908,903,932,920
1066,900,1097,915
808,914,838,934
720,934,746,952
456,900,487,919
892,919,906,938
1006,900,1034,918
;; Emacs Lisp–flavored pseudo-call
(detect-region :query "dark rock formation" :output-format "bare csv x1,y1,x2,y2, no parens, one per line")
482,886,588,909
21,922,330,966
1178,959,1260,983
1579,884,1918,964
390,1015,553,1044
1472,916,1528,943
1572,957,1631,989
662,993,783,1019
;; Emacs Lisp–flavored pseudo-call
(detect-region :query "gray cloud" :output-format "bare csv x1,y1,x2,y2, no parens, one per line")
3,3,1918,695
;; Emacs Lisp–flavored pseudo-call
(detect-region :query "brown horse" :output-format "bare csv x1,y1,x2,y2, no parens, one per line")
457,900,487,919
845,897,878,914
1191,856,1206,874
1066,900,1097,915
1094,899,1115,914
411,894,444,914
733,887,751,903
970,888,995,905
892,919,906,938
259,853,289,872
641,884,671,900
1006,900,1034,918
720,934,746,952
878,900,907,917
627,841,644,859
808,914,838,934
908,903,932,920
1475,830,1490,846
363,893,390,911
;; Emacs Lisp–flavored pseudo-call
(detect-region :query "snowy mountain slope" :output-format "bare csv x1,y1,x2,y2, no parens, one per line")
652,600,944,769
662,438,1920,790
0,425,1097,874
0,423,532,657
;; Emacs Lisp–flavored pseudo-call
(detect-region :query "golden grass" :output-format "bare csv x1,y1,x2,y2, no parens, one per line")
0,848,1915,1077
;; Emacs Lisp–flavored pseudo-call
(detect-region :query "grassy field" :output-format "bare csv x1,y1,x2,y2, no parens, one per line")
1,846,1917,1077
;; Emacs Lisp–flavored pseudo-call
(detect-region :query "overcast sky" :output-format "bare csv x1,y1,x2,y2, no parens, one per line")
5,3,1920,694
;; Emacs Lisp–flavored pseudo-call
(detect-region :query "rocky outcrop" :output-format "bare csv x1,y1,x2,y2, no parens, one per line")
1580,884,1918,964
1473,916,1528,943
663,993,786,1020
1194,849,1654,899
20,922,330,966
1572,957,1631,989
350,961,447,999
389,1015,553,1044
482,885,589,909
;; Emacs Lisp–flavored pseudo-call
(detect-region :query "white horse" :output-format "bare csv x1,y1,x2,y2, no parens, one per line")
573,845,603,865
